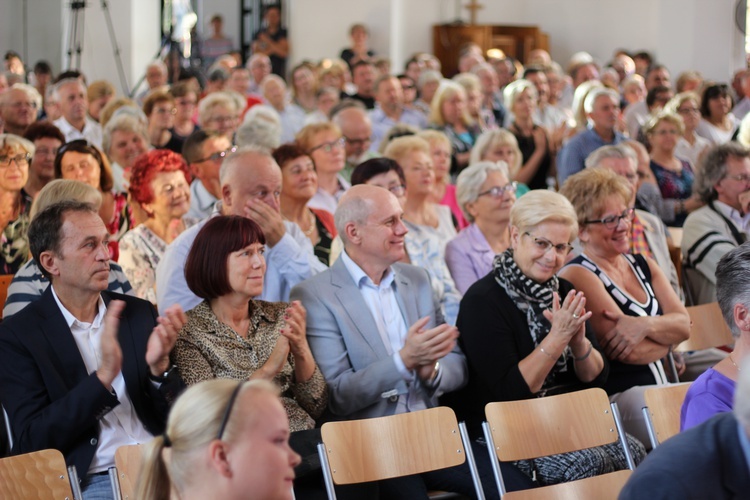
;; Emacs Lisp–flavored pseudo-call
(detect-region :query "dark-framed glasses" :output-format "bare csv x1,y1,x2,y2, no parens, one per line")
523,232,574,256
309,138,345,154
0,153,31,168
584,207,636,230
477,181,517,199
343,136,372,147
194,146,238,164
725,173,750,183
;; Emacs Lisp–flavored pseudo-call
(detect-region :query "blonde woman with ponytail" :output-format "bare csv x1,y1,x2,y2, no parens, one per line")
136,379,300,500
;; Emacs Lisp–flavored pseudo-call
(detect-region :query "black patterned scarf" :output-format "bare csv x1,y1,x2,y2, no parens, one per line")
493,249,571,390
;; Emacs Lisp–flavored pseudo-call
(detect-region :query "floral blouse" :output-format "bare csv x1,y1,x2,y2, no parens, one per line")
172,300,328,432
0,191,32,275
106,192,134,262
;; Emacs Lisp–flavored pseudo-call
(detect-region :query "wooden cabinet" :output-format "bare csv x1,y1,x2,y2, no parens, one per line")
433,24,549,77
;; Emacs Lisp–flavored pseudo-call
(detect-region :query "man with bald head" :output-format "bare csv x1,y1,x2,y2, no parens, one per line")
291,184,529,498
1,84,40,136
332,101,379,182
156,146,325,314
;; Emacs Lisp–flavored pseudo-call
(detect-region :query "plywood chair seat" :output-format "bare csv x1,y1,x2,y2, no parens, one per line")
503,469,632,500
642,383,691,448
678,302,734,352
0,448,77,499
112,443,144,500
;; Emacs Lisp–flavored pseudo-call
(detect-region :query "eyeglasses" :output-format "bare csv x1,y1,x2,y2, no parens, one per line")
677,107,700,115
194,146,237,164
0,153,31,168
523,232,574,256
309,138,345,154
344,136,372,147
651,129,679,136
388,184,406,196
155,107,177,115
477,182,518,198
207,115,238,125
216,381,245,441
401,84,416,90
725,173,750,183
9,101,38,109
35,147,59,158
584,207,636,229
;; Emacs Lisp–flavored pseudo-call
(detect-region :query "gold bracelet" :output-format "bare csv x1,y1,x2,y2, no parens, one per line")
574,341,593,361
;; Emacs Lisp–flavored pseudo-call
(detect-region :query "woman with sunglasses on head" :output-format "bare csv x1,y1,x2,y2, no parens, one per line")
54,139,134,261
447,190,643,486
295,123,349,214
445,161,516,295
136,378,300,500
0,134,34,274
559,168,689,446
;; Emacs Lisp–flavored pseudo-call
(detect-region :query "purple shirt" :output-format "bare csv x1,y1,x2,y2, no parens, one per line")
445,223,497,295
680,368,735,431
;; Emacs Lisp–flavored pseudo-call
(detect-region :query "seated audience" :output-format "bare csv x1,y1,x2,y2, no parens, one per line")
348,60,376,109
419,129,468,228
682,242,750,430
1,83,40,136
291,184,532,498
453,72,490,131
119,150,197,304
102,113,150,192
448,190,644,485
3,179,133,319
683,143,750,304
470,128,530,196
664,92,711,169
198,91,240,140
620,360,750,499
136,379,300,500
182,130,234,220
237,104,283,150
86,80,115,124
273,143,337,266
156,146,326,315
0,134,34,274
331,101,379,182
290,62,318,113
53,78,103,147
296,122,350,213
143,91,184,154
262,75,306,143
370,74,427,151
645,112,701,226
429,80,481,175
171,216,326,443
446,161,515,294
169,81,200,141
340,23,375,69
695,83,739,146
0,200,186,497
55,139,133,260
23,120,65,199
559,168,690,444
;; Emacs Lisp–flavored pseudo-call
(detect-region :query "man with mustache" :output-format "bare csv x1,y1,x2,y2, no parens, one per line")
0,200,186,499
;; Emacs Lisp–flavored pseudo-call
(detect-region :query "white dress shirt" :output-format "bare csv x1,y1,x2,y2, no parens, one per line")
54,116,103,148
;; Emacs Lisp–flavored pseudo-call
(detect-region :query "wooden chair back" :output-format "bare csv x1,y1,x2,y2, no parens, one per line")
484,388,620,461
503,469,632,500
319,406,466,485
0,448,75,499
114,444,143,500
678,302,734,352
0,274,13,315
643,383,691,446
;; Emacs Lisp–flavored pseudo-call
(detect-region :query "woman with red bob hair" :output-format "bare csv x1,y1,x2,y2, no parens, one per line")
118,149,197,303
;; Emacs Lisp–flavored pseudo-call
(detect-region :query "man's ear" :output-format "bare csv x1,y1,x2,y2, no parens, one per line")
221,184,232,208
38,251,61,278
344,222,361,245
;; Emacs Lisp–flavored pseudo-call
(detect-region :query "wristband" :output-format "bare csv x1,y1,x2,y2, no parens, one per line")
574,341,594,361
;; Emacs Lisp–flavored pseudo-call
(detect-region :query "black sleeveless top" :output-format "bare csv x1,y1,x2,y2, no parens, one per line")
567,253,669,394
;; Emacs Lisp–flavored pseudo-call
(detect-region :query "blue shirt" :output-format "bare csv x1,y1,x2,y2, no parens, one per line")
369,105,428,152
557,127,626,185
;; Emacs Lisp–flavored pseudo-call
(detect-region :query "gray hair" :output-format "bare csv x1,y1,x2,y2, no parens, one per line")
52,77,85,101
4,83,43,110
417,69,443,91
102,113,149,156
334,192,375,246
585,144,637,170
694,143,750,203
218,145,272,186
583,87,619,114
456,161,510,222
237,105,282,150
716,242,750,339
510,190,578,239
198,91,238,126
0,133,35,156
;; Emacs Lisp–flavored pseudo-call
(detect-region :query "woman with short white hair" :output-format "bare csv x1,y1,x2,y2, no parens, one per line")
446,161,516,294
198,91,240,139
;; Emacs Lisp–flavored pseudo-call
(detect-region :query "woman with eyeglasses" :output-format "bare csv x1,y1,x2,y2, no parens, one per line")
664,92,711,170
118,150,197,304
295,123,349,214
0,134,34,274
171,215,326,498
272,143,337,266
142,91,184,154
55,139,134,261
559,168,690,445
695,83,739,146
447,190,643,486
645,111,703,227
446,161,516,294
137,378,300,500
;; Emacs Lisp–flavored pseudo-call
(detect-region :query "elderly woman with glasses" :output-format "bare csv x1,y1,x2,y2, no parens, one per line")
559,168,690,445
0,134,34,274
295,123,349,214
118,150,197,304
448,190,644,486
446,161,516,294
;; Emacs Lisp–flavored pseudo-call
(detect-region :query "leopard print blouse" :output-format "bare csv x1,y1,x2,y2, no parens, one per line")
172,300,328,432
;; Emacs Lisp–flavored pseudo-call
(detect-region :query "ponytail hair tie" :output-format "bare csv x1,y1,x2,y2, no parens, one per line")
163,433,172,448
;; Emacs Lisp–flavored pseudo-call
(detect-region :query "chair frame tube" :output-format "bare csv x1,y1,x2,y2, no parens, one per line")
641,406,659,449
318,441,337,500
68,464,84,500
482,420,506,498
610,402,636,470
458,421,486,500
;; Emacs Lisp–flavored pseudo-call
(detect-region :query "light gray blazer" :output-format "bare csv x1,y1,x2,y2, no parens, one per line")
290,258,467,421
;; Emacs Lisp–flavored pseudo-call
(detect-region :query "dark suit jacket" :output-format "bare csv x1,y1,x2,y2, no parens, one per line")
619,413,750,499
0,289,182,479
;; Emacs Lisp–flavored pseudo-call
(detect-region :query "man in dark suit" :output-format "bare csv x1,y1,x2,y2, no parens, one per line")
619,360,750,499
0,200,186,498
